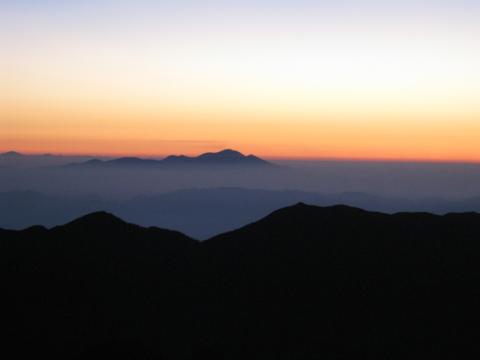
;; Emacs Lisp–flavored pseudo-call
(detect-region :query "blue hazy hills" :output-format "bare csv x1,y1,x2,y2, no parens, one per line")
2,187,480,239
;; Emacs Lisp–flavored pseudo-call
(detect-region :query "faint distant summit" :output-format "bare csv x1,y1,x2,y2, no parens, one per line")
1,151,22,157
67,149,274,168
200,149,245,158
163,149,271,166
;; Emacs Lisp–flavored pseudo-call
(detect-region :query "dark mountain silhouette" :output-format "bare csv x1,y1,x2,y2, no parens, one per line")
66,149,273,168
2,188,480,238
1,211,197,359
164,149,268,165
2,204,480,358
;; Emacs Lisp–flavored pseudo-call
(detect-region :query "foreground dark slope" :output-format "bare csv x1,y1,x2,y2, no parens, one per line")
2,204,480,358
195,204,480,358
0,213,198,359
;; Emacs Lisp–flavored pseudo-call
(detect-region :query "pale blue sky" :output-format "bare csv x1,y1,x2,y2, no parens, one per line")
3,0,480,15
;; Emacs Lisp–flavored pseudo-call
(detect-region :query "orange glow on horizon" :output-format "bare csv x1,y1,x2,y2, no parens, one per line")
2,99,480,163
2,4,479,163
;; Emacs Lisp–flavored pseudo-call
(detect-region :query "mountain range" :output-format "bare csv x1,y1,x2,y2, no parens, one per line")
0,151,97,168
66,149,272,168
2,187,480,238
2,204,480,358
0,149,273,169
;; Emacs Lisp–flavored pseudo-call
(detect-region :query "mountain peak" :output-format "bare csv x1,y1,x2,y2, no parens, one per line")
216,149,244,156
62,211,127,229
1,151,22,157
196,149,271,165
245,203,374,231
198,149,245,159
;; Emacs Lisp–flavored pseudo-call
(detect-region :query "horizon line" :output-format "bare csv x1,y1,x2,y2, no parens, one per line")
2,149,480,165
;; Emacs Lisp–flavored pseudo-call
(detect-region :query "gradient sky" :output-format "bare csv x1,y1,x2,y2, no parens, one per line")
1,0,480,160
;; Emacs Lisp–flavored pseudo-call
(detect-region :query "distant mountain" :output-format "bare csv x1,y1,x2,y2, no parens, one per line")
3,205,480,358
163,149,269,166
66,149,273,168
0,151,22,157
75,157,161,167
0,151,98,167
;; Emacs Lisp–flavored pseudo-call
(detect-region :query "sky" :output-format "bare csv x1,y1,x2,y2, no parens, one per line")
1,0,480,160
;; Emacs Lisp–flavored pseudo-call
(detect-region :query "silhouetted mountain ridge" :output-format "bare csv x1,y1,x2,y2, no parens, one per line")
61,211,127,228
3,204,480,359
66,149,273,168
3,187,480,238
0,151,98,167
